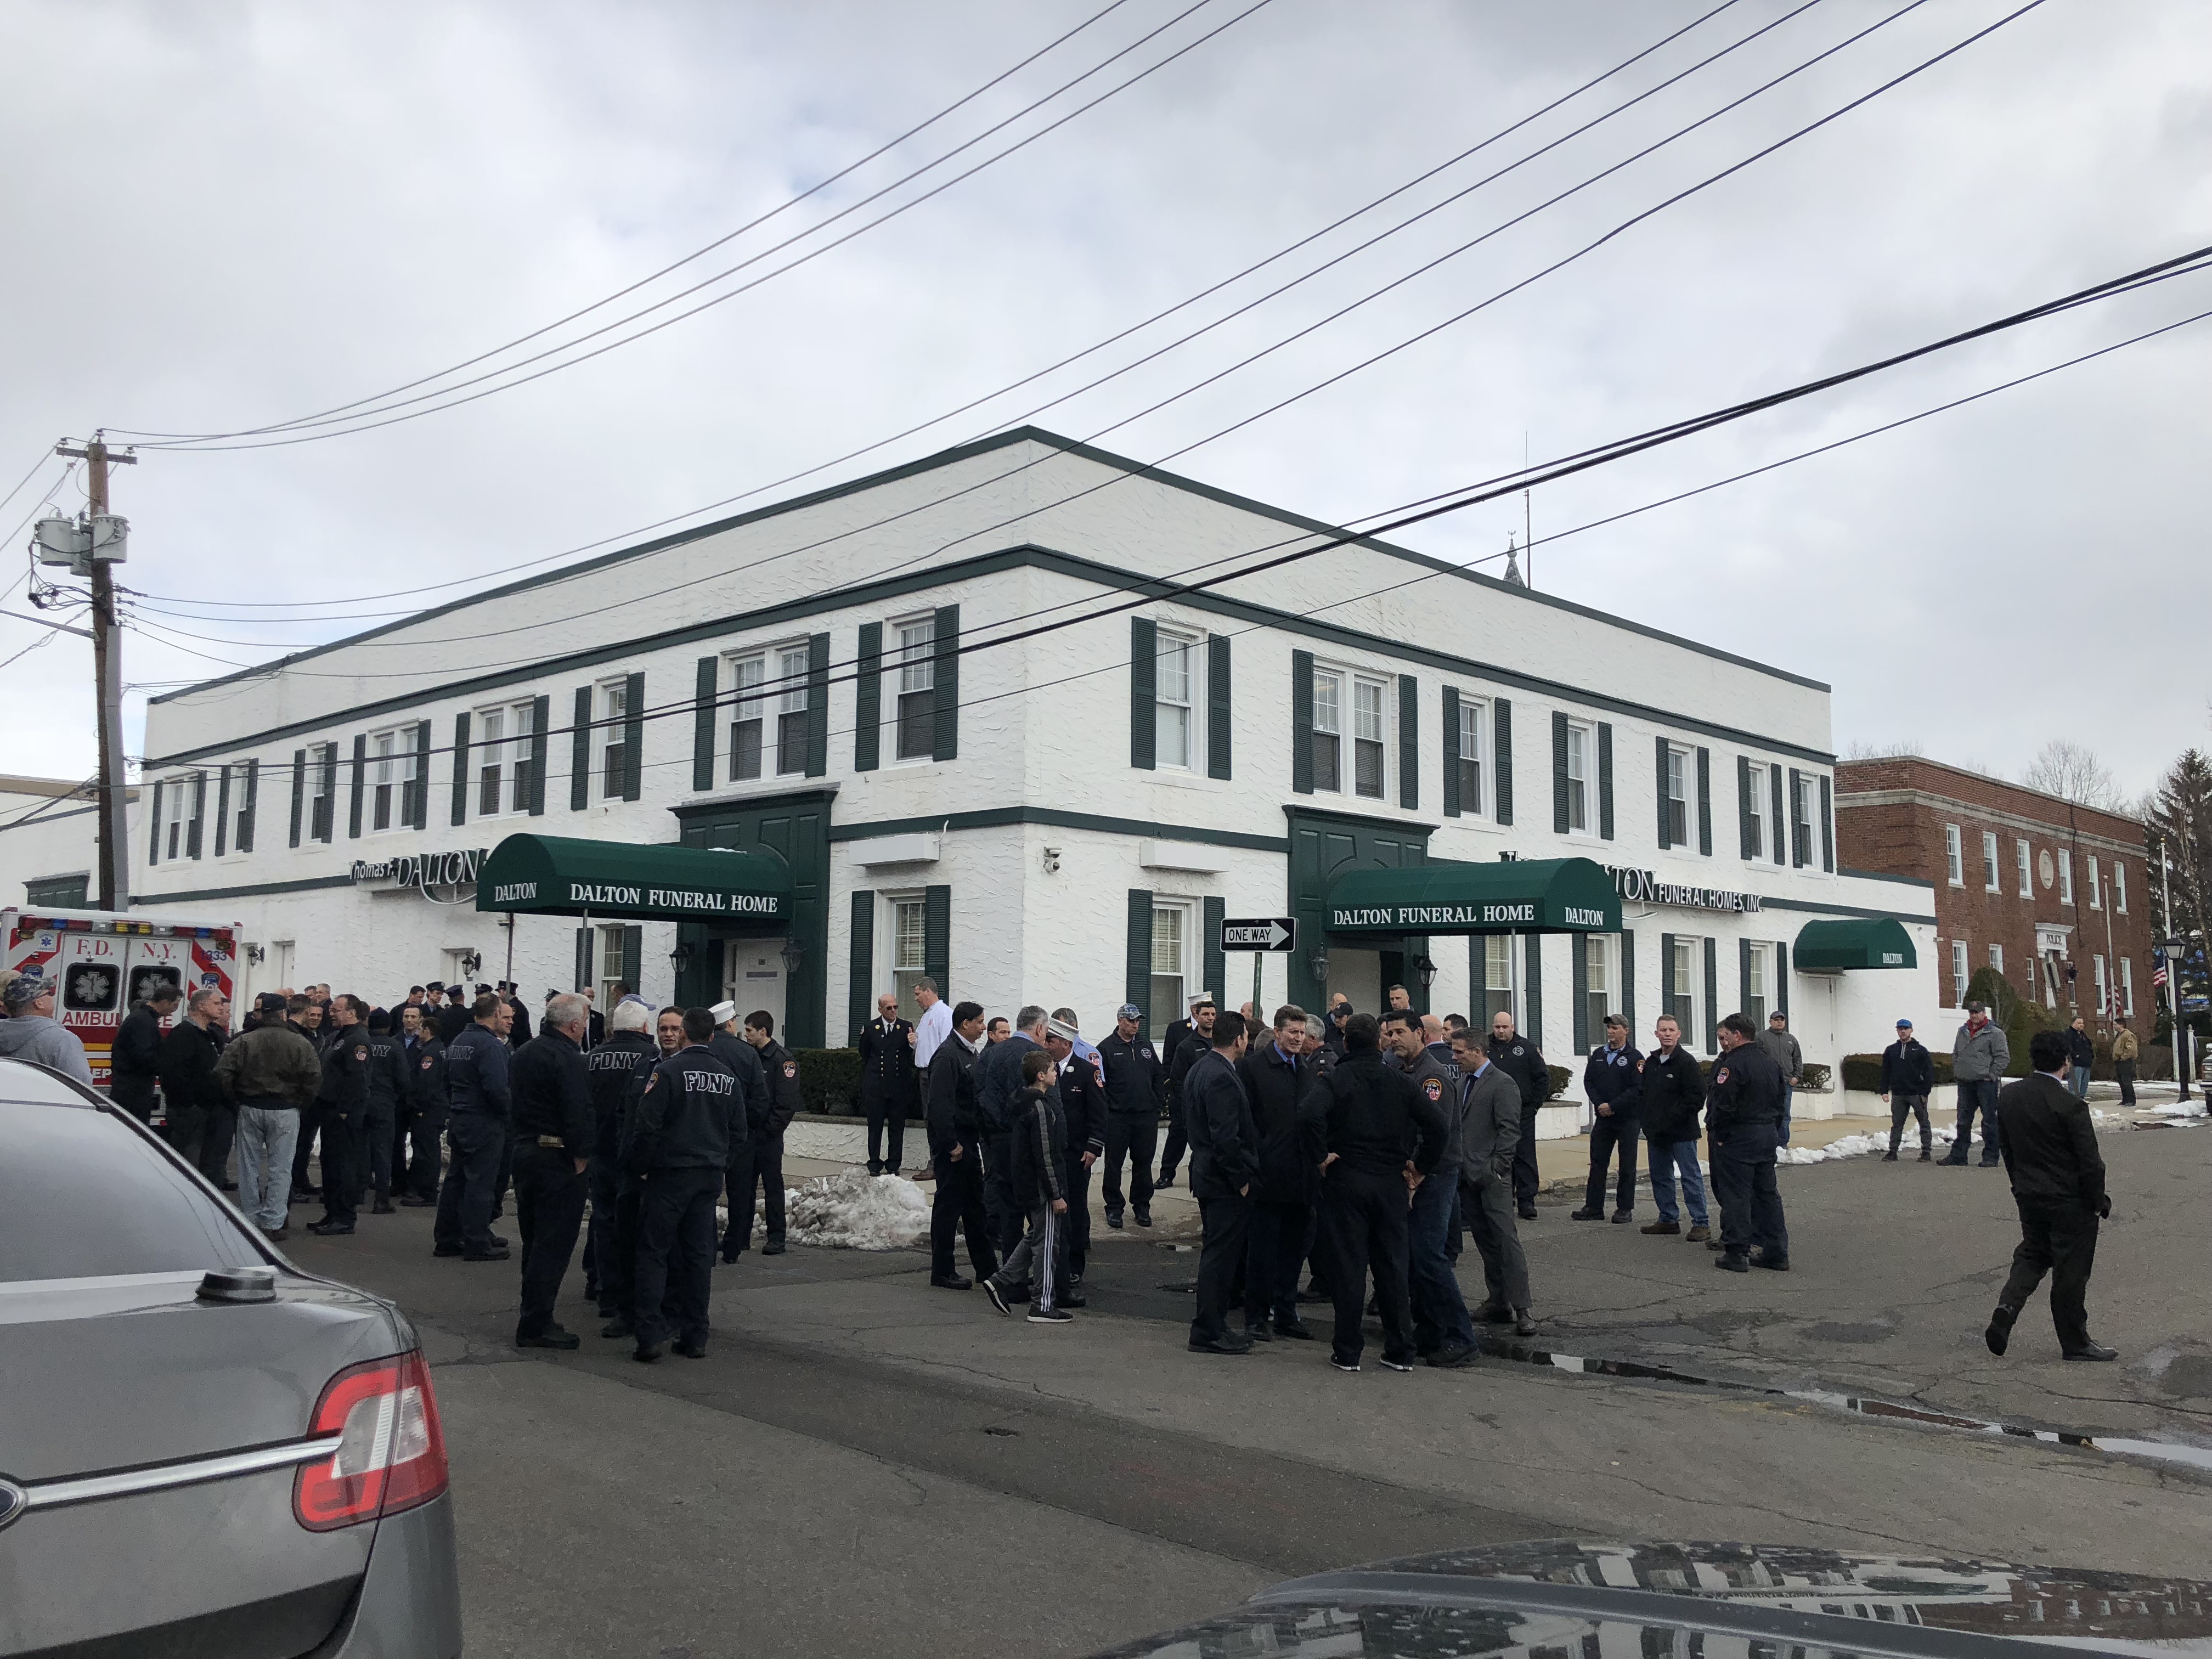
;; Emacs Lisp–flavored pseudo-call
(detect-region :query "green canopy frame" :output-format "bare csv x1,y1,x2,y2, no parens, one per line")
1325,856,1621,935
476,833,791,923
1793,916,1917,972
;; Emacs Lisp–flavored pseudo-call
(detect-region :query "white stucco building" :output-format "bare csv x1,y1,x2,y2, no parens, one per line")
6,430,1943,1115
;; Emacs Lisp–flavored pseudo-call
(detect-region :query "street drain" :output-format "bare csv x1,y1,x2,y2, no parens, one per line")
981,1425,1020,1437
1475,1334,2212,1475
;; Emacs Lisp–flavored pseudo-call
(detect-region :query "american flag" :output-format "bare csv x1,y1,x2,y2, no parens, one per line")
2155,962,2170,988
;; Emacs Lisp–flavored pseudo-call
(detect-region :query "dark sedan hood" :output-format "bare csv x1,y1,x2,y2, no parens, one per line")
1087,1540,2212,1658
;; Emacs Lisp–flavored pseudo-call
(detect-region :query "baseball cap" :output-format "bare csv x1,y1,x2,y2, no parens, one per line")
1965,1001,1987,1015
1116,1003,1141,1020
1896,1018,1914,1029
709,1000,738,1026
256,991,290,1013
3,973,53,1010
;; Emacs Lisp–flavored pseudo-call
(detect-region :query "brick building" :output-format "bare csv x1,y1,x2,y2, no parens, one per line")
1836,756,2151,1030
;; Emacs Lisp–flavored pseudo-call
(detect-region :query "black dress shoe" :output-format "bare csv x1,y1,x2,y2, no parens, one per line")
1610,1210,1634,1224
1882,1151,1899,1161
672,1340,709,1359
1243,1321,1274,1342
632,1342,663,1364
1751,1252,1791,1271
2063,1341,2119,1362
1105,1211,1124,1229
1273,1318,1315,1340
1133,1210,1153,1228
371,1199,396,1215
602,1318,635,1339
1188,1332,1252,1355
1428,1342,1479,1369
306,1221,354,1236
1475,1302,1513,1324
761,1240,786,1256
399,1195,435,1207
1984,1304,2017,1356
1513,1308,1537,1336
462,1246,510,1262
1517,1205,1538,1221
930,1273,973,1290
1714,1251,1750,1272
433,1243,463,1257
1568,1208,1604,1221
516,1327,580,1351
1154,1170,1176,1189
720,1243,745,1264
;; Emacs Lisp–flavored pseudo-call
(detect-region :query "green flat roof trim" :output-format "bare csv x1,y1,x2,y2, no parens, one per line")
1327,857,1621,935
1793,916,1917,971
476,833,790,922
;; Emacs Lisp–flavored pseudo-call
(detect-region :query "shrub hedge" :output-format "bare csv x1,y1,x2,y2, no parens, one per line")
793,1047,863,1116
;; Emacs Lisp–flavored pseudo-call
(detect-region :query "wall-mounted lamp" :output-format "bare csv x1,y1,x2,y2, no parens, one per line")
1414,954,1437,990
459,951,483,979
669,941,694,973
779,939,805,976
1307,947,1329,985
1042,845,1062,874
245,943,266,966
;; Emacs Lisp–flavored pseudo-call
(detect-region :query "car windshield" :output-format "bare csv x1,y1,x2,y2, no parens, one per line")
0,1081,263,1283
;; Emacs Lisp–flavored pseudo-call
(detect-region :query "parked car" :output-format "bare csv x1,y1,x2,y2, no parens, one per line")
0,1056,462,1658
1086,1538,2212,1657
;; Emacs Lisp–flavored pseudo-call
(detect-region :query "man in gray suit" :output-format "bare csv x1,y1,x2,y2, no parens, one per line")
1449,1025,1535,1338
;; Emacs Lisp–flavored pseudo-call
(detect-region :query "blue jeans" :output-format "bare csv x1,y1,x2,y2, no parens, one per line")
1950,1079,2002,1162
1778,1084,1794,1147
1407,1170,1474,1353
234,1101,300,1231
1646,1136,1709,1227
2069,1065,2091,1101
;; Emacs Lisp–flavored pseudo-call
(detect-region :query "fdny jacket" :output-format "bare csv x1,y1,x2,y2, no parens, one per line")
1096,1030,1167,1119
626,1044,740,1173
1705,1041,1786,1136
1583,1042,1644,1116
510,1025,595,1152
586,1031,660,1162
446,1023,512,1121
706,1031,772,1139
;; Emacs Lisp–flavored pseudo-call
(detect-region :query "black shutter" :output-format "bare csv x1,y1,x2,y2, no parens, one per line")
620,676,644,802
1126,890,1153,1029
1696,747,1712,856
1551,710,1570,833
1398,674,1418,810
289,751,304,848
923,884,951,1000
848,890,875,1045
854,625,882,774
185,771,205,860
1441,687,1461,817
1571,932,1589,1053
804,638,828,780
1776,941,1789,1019
1654,736,1672,849
931,605,959,762
1598,721,1613,840
1290,650,1314,794
1737,754,1754,859
1740,937,1752,1021
213,766,231,857
1703,936,1719,1049
411,721,433,827
1130,617,1156,770
622,926,643,997
1660,933,1676,1029
1769,763,1785,866
239,759,258,853
571,687,592,810
574,928,594,994
451,712,471,827
1493,698,1514,826
1203,895,1226,1004
1820,774,1834,872
147,779,164,865
1523,933,1542,1048
1621,927,1637,1034
347,735,366,839
1787,768,1805,866
1206,634,1231,780
528,694,551,816
693,657,718,791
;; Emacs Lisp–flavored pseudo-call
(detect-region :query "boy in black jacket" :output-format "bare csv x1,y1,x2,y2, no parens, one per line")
982,1049,1074,1324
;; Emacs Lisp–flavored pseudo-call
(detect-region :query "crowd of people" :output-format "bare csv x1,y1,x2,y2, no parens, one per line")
0,961,2116,1368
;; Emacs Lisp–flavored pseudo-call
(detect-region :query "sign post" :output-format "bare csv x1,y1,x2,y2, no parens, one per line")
1220,917,1297,1025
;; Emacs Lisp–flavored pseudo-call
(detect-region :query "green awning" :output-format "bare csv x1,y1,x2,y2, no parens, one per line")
476,833,790,923
1794,916,1917,972
1326,857,1621,935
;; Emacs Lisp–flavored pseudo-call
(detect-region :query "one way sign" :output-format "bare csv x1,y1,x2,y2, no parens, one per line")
1220,916,1297,952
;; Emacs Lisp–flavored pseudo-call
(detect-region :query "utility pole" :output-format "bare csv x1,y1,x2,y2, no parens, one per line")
53,434,135,912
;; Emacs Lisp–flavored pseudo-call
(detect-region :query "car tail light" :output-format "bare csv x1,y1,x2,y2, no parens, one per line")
293,1350,449,1531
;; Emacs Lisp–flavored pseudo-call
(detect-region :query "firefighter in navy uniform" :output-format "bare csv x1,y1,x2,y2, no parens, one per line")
583,1002,661,1334
1155,995,1214,1189
857,994,917,1176
398,1005,448,1206
1045,1017,1107,1299
361,1009,414,1215
1705,1012,1789,1273
1096,1004,1166,1228
625,1007,740,1362
738,1011,803,1256
507,994,596,1350
307,997,374,1237
705,1002,772,1261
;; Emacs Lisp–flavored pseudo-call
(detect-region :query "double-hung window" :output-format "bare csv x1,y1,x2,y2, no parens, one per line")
308,743,337,842
1951,940,1970,1005
1352,677,1387,800
1455,697,1485,817
1155,631,1197,771
1668,936,1697,1037
1151,903,1191,1019
1483,935,1515,1023
1663,747,1690,847
727,655,766,781
1745,942,1770,1027
477,706,514,815
2058,850,2074,906
1791,775,1815,867
159,776,193,861
1311,670,1344,793
1944,825,1964,887
1745,768,1765,859
2114,861,2128,914
2121,955,2136,1016
596,681,630,799
1983,831,2000,893
890,895,927,1019
2088,855,2102,910
2094,953,2109,1017
1989,943,2005,974
895,618,936,761
222,761,252,853
369,729,413,833
1584,935,1614,1039
774,646,809,776
2016,838,2033,898
1564,721,1590,833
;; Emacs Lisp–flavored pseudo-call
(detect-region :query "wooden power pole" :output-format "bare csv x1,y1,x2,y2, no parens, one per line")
55,434,136,912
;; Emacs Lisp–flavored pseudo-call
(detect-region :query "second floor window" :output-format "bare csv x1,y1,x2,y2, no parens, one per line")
2114,860,2128,913
1156,632,1195,771
1745,763,1765,859
1983,831,2000,891
309,743,337,843
369,729,414,833
1457,698,1484,816
2016,837,2032,897
775,646,809,776
160,776,193,861
896,619,935,761
476,702,534,816
1944,825,1963,886
1564,720,1589,833
729,656,765,781
1664,747,1689,848
597,681,629,799
1352,678,1386,800
1792,774,1814,867
2088,855,2102,910
2059,850,2074,905
1311,670,1342,793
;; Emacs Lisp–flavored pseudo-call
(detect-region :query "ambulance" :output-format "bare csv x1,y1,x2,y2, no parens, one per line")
2,906,245,1089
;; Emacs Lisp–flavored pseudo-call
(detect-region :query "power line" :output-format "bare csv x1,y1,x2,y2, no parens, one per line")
130,246,2212,770
122,0,1280,452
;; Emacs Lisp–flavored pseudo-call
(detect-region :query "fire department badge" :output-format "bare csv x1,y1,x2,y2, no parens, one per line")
1422,1078,1443,1102
783,1062,797,1080
1714,1068,1729,1084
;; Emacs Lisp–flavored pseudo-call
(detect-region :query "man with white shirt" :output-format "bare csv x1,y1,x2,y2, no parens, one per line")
910,977,951,1077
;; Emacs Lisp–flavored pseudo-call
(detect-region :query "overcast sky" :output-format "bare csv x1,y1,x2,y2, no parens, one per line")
3,0,2207,800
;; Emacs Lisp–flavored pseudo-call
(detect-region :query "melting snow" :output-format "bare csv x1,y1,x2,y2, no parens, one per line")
1777,1132,1889,1165
782,1171,930,1251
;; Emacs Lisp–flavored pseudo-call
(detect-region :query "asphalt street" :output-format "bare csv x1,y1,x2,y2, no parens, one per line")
286,1111,2212,1659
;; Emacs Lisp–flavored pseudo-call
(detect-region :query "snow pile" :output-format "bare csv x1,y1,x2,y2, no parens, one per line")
782,1171,930,1251
1778,1132,1889,1165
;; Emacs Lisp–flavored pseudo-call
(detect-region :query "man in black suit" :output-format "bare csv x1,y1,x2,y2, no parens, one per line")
857,992,918,1176
1986,1028,2114,1362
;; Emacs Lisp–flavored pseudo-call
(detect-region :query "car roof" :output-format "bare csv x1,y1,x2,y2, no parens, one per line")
0,1057,104,1109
